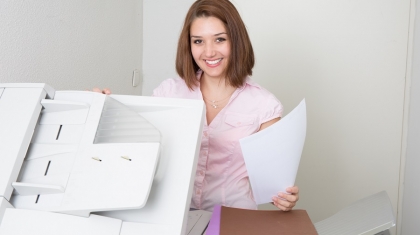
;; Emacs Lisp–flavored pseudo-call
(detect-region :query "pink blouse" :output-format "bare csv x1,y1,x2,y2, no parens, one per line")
153,73,283,211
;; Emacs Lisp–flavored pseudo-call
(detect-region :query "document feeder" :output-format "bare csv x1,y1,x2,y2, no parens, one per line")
0,83,205,235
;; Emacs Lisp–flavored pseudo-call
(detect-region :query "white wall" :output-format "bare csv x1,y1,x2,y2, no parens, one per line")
143,1,412,234
142,0,193,95
0,0,143,95
401,1,420,234
236,1,409,230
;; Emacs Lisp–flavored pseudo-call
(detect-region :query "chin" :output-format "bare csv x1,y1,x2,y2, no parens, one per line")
202,69,226,79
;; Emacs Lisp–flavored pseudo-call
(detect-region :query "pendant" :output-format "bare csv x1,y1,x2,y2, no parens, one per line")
211,101,218,109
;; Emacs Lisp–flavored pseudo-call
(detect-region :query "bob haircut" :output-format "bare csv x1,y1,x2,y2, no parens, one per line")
176,0,255,90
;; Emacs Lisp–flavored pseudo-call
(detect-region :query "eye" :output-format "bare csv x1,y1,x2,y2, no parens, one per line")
216,37,226,43
193,39,203,44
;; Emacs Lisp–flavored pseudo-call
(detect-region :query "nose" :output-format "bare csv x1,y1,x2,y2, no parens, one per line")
204,42,216,58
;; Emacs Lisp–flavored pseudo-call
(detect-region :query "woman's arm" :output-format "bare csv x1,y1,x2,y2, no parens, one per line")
259,117,280,131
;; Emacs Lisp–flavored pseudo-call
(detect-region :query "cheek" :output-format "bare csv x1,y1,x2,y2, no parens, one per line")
222,45,231,59
190,46,201,63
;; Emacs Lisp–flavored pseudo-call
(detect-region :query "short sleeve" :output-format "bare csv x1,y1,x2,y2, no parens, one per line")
152,77,200,99
260,93,283,124
152,79,175,97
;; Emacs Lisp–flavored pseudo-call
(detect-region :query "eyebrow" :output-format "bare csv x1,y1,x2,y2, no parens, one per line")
190,32,227,38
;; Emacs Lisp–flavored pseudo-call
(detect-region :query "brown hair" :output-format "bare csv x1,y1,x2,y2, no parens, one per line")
176,0,255,90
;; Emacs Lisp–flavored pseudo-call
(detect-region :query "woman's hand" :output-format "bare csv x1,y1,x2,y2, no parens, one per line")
271,186,299,211
91,88,112,95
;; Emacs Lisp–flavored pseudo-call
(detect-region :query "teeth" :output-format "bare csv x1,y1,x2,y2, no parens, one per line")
206,59,222,65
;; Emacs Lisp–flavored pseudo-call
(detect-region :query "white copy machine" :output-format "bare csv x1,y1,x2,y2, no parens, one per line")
0,83,205,235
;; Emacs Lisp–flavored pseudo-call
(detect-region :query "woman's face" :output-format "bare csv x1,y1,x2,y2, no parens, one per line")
190,16,231,81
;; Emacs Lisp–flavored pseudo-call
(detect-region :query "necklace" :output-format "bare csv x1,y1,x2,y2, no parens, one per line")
202,93,232,109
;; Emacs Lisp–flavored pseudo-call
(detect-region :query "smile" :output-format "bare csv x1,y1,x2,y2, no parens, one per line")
205,58,222,65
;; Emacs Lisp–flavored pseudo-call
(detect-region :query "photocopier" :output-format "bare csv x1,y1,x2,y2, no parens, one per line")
0,83,205,235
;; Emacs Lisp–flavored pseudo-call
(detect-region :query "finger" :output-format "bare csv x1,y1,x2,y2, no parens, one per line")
271,199,292,211
277,197,294,209
102,88,111,95
92,88,102,93
278,192,299,202
274,202,289,211
272,196,295,210
286,186,299,194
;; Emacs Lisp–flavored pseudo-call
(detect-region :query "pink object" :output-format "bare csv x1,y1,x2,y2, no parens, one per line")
206,205,222,235
153,71,283,211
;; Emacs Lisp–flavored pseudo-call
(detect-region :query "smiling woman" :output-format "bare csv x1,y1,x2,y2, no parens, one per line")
151,0,300,212
176,0,254,90
190,17,231,82
94,0,299,212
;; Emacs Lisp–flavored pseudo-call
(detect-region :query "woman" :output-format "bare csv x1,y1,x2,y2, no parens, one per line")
97,0,299,211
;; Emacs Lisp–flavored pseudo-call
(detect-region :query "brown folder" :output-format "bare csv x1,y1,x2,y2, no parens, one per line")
220,207,318,235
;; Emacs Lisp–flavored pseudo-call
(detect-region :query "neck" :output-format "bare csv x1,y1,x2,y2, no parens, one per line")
201,73,228,90
201,75,235,109
201,75,235,97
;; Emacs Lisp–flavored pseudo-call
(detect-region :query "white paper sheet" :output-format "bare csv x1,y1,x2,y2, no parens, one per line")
239,99,306,204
